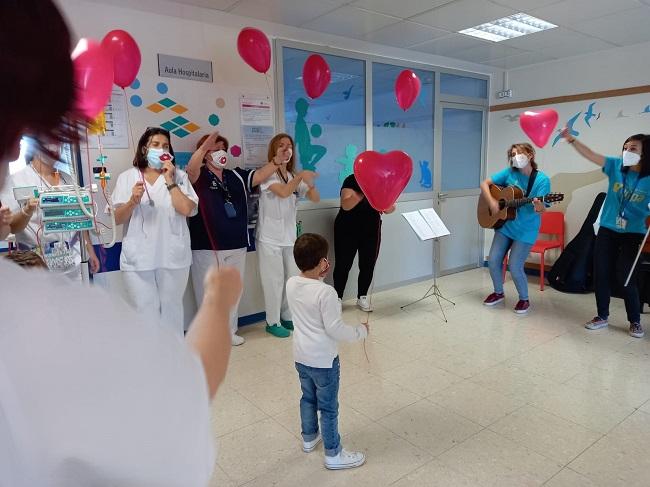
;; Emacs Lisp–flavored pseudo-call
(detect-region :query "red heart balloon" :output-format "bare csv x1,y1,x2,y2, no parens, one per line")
303,54,331,100
395,69,421,111
354,151,413,212
519,109,559,148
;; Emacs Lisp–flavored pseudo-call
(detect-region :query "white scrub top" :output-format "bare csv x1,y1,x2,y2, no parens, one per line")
0,258,214,486
257,171,309,247
112,167,199,271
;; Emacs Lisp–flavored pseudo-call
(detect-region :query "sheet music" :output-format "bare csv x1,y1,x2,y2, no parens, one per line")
402,211,436,241
402,208,451,241
419,208,450,238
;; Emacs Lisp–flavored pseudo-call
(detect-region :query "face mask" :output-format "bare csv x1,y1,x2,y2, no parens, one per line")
512,154,529,169
279,147,292,164
146,147,173,169
622,150,641,167
210,150,228,168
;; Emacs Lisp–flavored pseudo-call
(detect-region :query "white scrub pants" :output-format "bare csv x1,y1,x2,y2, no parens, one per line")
257,240,299,325
122,267,190,335
191,248,246,336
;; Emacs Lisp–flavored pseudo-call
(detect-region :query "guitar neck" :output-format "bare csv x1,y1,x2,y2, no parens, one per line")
505,197,537,209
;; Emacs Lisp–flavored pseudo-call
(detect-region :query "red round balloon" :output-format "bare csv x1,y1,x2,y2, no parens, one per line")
302,54,331,100
353,150,413,212
72,38,114,119
237,27,271,74
101,29,141,89
395,69,421,111
519,109,559,148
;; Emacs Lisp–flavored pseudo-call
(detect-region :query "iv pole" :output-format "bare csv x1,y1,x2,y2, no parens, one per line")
70,138,90,285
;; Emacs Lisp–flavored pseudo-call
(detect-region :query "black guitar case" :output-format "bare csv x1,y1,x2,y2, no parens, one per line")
547,192,606,293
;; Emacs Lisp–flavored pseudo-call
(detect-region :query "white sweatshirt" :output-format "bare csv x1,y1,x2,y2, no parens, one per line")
286,276,368,368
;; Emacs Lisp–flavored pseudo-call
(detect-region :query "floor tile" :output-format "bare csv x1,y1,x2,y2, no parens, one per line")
340,376,420,421
379,359,464,397
210,386,268,437
217,418,300,485
488,405,602,465
379,399,483,456
428,380,526,427
438,429,562,486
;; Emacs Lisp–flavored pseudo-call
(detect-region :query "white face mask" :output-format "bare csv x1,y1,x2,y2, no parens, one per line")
512,153,529,169
622,150,641,167
210,150,229,168
282,148,293,164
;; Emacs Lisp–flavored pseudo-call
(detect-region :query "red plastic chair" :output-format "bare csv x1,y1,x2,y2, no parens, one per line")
502,211,565,291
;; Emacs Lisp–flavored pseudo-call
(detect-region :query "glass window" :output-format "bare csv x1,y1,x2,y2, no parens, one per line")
441,108,483,191
282,47,365,200
372,63,434,194
440,73,487,99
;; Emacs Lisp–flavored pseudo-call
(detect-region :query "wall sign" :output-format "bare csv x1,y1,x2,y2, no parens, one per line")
157,54,213,83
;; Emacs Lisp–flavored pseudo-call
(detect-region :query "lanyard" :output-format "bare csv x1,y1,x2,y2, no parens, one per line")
276,168,289,184
618,171,640,218
276,169,300,197
208,169,232,202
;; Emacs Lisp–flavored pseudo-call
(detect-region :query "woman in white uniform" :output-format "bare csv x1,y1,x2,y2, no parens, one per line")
257,133,320,338
1,143,99,277
113,127,198,334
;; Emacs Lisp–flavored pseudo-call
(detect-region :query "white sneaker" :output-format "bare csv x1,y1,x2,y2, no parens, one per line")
325,448,366,470
357,296,372,312
231,334,245,346
302,433,322,453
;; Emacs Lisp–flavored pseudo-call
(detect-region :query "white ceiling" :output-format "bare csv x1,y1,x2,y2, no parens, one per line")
167,0,650,69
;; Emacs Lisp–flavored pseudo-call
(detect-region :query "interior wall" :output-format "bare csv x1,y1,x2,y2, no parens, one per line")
490,41,650,106
55,0,486,324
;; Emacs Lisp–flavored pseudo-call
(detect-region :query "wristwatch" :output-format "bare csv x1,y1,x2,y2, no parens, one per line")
166,183,179,192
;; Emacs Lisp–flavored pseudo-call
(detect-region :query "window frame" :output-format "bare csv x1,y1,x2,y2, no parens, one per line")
274,39,490,210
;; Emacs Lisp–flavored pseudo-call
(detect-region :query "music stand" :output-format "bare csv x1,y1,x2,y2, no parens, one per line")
400,209,455,322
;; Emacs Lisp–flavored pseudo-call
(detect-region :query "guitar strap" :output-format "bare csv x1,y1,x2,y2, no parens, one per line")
525,169,538,198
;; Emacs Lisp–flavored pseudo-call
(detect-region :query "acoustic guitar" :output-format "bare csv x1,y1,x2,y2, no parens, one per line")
477,184,564,229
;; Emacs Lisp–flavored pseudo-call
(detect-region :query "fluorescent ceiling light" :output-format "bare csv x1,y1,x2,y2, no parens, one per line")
459,13,557,42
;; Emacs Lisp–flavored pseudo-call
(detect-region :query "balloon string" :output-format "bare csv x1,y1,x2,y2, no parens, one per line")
123,87,137,151
360,219,383,363
264,73,272,99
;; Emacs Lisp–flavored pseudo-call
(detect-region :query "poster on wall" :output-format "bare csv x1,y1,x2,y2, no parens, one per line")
240,94,274,228
87,88,129,149
240,94,274,169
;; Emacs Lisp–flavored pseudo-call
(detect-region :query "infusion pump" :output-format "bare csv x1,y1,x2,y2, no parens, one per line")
13,185,96,235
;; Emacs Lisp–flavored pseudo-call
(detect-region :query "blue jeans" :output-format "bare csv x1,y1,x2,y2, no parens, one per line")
488,231,533,300
295,357,341,457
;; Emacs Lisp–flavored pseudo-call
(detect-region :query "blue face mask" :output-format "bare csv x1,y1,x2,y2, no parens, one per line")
146,147,173,169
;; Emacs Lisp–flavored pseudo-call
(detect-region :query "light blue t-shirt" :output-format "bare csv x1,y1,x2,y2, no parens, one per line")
600,156,650,235
490,168,551,245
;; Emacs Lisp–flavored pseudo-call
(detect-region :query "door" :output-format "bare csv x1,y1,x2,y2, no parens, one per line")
435,104,485,275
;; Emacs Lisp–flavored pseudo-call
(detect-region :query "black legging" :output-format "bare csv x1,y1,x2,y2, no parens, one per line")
333,215,381,299
594,227,643,323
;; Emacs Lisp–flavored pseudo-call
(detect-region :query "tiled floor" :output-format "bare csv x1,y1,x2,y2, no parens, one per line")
210,268,650,486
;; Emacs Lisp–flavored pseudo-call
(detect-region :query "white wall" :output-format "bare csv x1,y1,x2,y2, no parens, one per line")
490,40,650,106
486,42,650,261
57,0,492,324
